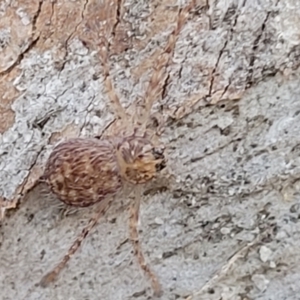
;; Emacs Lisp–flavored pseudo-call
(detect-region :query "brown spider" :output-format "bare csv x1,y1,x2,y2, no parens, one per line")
1,2,195,297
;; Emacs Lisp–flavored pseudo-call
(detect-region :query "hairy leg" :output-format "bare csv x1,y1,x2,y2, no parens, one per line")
98,0,127,123
83,0,127,123
40,196,113,287
99,41,127,122
138,1,196,130
129,187,162,297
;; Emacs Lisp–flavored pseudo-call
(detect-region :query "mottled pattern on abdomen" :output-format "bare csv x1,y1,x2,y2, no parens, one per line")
43,138,122,207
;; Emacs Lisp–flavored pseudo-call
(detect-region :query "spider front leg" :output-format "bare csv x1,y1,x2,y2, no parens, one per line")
98,42,127,122
40,196,113,287
129,187,162,297
135,2,197,131
138,53,170,131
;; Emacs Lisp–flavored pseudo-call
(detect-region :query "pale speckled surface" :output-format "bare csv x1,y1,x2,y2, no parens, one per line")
1,1,300,300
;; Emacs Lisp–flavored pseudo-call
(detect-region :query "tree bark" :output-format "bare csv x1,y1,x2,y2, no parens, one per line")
1,1,300,299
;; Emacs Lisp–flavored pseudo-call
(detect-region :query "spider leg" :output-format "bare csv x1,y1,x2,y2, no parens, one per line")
99,42,127,121
138,2,196,130
82,0,127,122
101,1,128,123
40,196,113,287
138,52,169,131
129,187,162,297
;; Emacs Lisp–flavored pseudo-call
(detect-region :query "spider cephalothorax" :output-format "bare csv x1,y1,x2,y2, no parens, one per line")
115,135,166,185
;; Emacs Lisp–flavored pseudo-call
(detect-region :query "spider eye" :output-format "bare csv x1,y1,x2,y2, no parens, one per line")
152,147,164,159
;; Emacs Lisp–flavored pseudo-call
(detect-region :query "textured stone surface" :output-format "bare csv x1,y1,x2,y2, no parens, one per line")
1,0,300,299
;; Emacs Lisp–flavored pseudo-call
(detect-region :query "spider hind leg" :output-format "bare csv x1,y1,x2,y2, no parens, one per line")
129,188,162,297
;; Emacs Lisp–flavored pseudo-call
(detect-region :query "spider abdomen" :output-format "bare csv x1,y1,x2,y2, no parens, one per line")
43,138,122,207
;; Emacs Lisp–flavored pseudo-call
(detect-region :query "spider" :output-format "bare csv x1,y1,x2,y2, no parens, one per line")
1,2,195,297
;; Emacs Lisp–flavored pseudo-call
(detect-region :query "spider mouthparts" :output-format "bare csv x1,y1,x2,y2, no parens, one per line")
152,146,166,172
156,159,166,172
152,147,165,159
